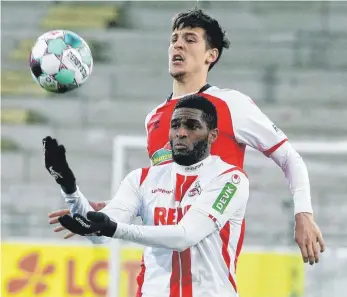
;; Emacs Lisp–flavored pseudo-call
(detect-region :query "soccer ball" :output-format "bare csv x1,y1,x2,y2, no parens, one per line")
29,30,93,93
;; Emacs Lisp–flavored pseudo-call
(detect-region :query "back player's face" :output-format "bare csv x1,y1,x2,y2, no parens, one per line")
169,108,217,166
169,27,214,79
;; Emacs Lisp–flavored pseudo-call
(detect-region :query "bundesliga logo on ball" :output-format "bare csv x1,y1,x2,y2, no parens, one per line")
29,30,93,93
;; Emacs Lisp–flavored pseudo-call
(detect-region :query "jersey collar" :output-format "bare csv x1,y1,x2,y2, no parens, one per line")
172,155,212,176
166,84,212,102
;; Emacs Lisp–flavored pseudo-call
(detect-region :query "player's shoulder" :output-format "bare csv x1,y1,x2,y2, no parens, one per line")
203,86,256,106
213,156,248,180
211,156,248,180
145,100,168,124
136,162,173,186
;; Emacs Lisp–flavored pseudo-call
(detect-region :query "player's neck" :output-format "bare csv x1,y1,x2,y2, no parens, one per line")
172,74,207,98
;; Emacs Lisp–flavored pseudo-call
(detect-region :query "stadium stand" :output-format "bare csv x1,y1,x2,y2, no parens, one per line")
1,0,347,247
40,2,120,29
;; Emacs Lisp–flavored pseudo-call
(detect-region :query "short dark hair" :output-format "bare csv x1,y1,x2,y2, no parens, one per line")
172,8,230,71
174,94,217,129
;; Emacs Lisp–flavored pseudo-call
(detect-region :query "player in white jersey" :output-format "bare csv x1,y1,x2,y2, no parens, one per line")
43,95,249,297
48,8,324,267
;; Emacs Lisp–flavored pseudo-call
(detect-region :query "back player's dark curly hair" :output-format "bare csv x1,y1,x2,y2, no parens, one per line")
172,8,230,71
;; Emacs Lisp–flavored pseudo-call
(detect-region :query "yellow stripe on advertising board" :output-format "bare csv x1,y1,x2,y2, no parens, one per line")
1,241,303,297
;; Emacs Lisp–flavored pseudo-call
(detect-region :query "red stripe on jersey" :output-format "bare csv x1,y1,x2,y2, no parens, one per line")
170,251,181,297
175,174,185,202
219,166,248,178
201,93,246,168
263,138,288,157
208,214,217,222
175,174,198,202
140,167,150,186
235,219,246,269
136,256,146,297
180,250,193,297
220,222,237,293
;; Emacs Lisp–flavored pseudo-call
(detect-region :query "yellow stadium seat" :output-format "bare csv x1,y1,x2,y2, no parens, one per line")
10,39,34,61
1,109,30,124
41,4,118,30
1,71,47,96
1,137,20,151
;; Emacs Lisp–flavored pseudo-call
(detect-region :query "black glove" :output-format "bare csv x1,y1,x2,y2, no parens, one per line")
42,136,76,194
58,211,117,237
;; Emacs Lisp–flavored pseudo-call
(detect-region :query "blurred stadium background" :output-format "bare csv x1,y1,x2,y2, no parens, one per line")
1,1,347,297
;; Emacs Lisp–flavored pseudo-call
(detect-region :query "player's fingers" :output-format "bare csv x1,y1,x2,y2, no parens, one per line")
64,232,76,239
306,242,315,265
89,201,107,211
299,243,309,263
53,226,66,232
48,217,59,224
317,234,326,253
312,241,320,264
42,136,52,147
58,145,67,158
48,209,71,219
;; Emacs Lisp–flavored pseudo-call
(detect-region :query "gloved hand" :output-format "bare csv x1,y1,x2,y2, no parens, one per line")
42,136,76,194
58,211,117,237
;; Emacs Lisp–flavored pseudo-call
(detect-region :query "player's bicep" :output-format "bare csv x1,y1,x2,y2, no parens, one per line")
178,209,217,247
191,170,249,228
101,169,142,224
230,93,288,154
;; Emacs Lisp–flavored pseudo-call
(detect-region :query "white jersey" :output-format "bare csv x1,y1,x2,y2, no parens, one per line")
63,155,249,297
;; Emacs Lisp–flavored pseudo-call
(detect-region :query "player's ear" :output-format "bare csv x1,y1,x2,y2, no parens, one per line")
206,48,218,64
208,128,219,144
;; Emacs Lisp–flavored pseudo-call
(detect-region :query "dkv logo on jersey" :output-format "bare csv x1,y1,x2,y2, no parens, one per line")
212,182,237,214
151,142,172,166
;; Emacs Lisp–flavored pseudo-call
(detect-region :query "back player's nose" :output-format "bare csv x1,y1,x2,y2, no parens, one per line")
173,38,184,49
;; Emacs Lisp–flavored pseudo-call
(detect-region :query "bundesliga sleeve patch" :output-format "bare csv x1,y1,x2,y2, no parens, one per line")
212,182,237,214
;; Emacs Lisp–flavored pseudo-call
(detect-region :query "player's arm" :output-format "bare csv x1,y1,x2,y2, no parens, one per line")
228,92,313,214
110,170,249,251
229,92,325,263
43,136,142,244
58,169,248,251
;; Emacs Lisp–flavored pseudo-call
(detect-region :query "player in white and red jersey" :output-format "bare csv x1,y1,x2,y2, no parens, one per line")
44,96,249,297
48,8,324,270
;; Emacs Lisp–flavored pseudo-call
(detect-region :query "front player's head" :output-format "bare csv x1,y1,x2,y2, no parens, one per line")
169,8,230,80
169,95,218,166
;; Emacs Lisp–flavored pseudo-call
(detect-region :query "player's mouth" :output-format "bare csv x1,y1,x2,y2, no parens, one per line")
172,54,185,65
174,142,188,150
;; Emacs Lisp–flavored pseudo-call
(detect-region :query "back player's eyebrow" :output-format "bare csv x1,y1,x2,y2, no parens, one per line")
171,31,199,40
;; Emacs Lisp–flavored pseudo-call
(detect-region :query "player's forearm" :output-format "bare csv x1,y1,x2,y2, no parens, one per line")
62,186,94,217
270,142,313,214
113,210,216,252
62,187,110,244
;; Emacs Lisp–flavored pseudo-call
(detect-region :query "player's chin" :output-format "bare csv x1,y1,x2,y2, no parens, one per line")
169,68,186,79
172,148,189,158
172,149,192,162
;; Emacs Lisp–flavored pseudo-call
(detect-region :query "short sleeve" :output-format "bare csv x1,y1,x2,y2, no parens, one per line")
227,91,288,156
190,169,249,228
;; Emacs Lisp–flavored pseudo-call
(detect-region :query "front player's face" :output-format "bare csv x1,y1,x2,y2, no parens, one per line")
169,108,217,166
168,27,216,79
